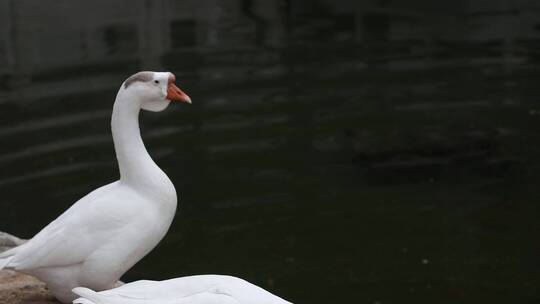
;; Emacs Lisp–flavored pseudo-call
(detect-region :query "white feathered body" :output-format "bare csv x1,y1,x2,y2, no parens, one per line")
73,275,293,304
0,179,176,302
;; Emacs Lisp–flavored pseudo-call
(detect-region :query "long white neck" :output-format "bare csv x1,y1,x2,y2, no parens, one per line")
111,89,172,195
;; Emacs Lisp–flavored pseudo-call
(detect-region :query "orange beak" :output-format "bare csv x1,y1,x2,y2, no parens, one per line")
166,74,191,104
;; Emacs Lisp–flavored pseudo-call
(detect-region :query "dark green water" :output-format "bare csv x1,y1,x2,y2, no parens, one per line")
1,2,540,303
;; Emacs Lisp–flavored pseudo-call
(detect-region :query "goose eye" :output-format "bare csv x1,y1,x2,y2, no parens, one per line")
154,80,159,84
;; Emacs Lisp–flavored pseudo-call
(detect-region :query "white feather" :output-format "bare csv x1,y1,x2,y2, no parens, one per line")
73,298,95,304
72,287,102,304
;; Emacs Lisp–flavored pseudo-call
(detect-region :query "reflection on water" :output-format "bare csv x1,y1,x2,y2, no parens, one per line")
1,1,540,303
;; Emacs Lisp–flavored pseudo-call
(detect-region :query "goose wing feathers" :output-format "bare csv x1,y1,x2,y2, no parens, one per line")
8,182,135,270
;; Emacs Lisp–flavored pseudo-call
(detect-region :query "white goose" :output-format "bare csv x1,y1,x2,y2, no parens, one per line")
0,71,191,303
73,275,293,304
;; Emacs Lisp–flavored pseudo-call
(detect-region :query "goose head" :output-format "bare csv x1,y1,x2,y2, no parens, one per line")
121,71,191,112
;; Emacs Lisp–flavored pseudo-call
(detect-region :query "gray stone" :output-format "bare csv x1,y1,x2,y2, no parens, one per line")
0,270,59,304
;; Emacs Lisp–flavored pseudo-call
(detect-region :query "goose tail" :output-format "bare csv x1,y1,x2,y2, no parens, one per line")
0,255,14,270
0,231,25,270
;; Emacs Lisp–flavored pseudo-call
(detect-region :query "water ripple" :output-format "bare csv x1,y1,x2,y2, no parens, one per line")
0,110,109,138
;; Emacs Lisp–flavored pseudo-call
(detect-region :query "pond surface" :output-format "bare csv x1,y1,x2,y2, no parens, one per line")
1,2,540,303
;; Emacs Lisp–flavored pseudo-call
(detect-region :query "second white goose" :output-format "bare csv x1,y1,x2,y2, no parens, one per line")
73,275,293,304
